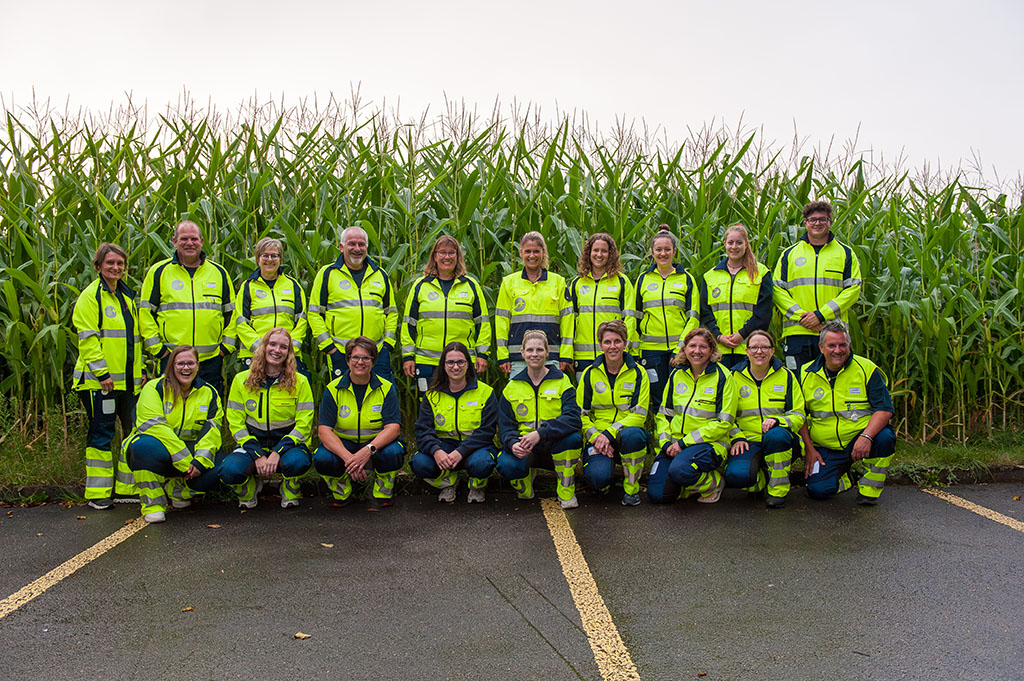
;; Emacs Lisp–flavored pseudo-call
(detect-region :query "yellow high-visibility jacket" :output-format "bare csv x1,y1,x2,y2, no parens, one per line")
401,275,491,366
72,278,144,393
729,358,805,443
800,353,893,449
655,362,738,459
226,370,315,452
773,233,861,339
577,354,650,444
700,259,772,357
566,272,637,360
139,253,236,361
308,256,398,353
233,270,308,359
494,269,573,365
634,264,699,352
125,378,222,472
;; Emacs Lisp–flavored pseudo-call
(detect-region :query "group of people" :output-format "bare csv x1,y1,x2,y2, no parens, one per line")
71,200,896,523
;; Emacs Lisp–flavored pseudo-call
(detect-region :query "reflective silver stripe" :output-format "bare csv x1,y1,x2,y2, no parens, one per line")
687,309,699,319
782,320,802,328
232,429,249,441
78,330,100,340
85,456,109,467
235,315,250,324
577,305,623,314
844,278,862,286
138,416,166,434
159,302,222,312
194,448,215,462
315,332,331,343
809,409,876,420
326,299,381,310
74,366,129,382
415,348,444,359
495,309,511,319
401,345,415,355
383,330,397,341
512,313,558,324
709,302,754,312
574,343,598,352
657,431,670,443
680,406,717,419
139,300,156,310
729,427,741,439
419,310,473,320
788,276,843,288
825,300,841,316
584,426,600,439
87,359,109,372
246,416,295,430
224,302,235,312
308,304,324,313
785,304,801,316
720,412,735,423
592,404,615,411
100,329,128,338
286,428,306,443
297,402,315,410
474,315,487,324
560,337,573,346
609,421,625,431
170,447,190,464
249,339,260,353
249,305,294,315
859,476,884,489
144,337,162,348
632,406,647,416
496,338,508,347
642,334,681,344
475,343,490,354
179,429,200,440
333,427,381,440
687,430,706,444
193,343,220,353
227,400,246,410
737,407,785,417
85,476,113,490
403,316,417,326
385,306,398,314
769,459,790,470
641,300,664,310
506,343,521,354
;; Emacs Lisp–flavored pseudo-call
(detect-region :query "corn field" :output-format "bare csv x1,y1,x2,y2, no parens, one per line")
1,96,1022,446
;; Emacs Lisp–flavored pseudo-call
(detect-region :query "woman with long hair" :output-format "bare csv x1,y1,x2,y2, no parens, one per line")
411,341,499,503
567,232,636,378
126,345,222,523
221,328,315,509
700,224,772,370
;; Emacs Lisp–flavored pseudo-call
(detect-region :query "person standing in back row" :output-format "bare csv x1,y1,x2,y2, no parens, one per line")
773,201,861,371
308,226,398,381
139,221,236,395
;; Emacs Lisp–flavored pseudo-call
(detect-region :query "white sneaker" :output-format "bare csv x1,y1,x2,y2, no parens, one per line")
170,499,192,509
88,499,113,510
560,495,579,510
438,485,457,503
239,497,258,510
143,511,166,523
466,488,486,504
280,496,300,509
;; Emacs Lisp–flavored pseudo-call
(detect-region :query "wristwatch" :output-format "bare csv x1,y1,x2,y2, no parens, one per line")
368,444,378,455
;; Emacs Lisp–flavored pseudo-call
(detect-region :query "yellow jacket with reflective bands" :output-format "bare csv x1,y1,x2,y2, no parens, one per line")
138,253,236,362
125,378,222,472
567,272,637,359
321,373,400,445
401,275,491,366
72,278,144,393
577,354,650,444
498,367,581,449
655,362,738,458
233,271,308,359
701,260,773,356
308,256,398,353
800,354,889,449
729,358,805,443
634,264,700,352
773,233,861,339
494,269,573,365
226,370,315,452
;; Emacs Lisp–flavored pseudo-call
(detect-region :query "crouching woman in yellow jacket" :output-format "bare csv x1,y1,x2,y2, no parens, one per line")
495,330,583,509
126,345,222,523
222,328,315,509
648,327,738,504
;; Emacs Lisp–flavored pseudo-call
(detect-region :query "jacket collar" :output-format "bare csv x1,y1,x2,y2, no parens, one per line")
437,376,480,396
736,356,784,377
98,277,136,298
591,352,639,374
520,268,549,282
338,370,383,391
645,262,686,275
806,352,853,373
423,274,468,286
248,266,291,282
331,255,380,276
171,251,207,267
511,364,563,383
798,232,835,246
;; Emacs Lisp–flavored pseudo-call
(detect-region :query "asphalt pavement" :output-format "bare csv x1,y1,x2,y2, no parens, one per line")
1,483,1022,681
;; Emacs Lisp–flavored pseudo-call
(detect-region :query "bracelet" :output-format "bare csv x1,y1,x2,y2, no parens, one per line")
858,432,874,442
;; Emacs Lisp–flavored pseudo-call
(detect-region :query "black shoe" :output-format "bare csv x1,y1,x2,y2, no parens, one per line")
766,496,786,509
368,497,394,510
856,493,878,506
330,497,354,508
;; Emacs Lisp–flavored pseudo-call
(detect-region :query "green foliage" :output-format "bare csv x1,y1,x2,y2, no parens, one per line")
1,103,1022,450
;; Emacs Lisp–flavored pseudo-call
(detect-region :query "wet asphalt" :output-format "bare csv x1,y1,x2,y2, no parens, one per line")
1,483,1022,681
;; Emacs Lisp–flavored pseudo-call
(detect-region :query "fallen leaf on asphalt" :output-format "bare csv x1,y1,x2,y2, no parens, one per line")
239,510,247,514
294,632,312,639
1013,496,1020,501
36,533,43,536
207,524,222,529
60,501,73,509
320,543,334,548
697,673,707,678
76,516,87,520
180,606,194,612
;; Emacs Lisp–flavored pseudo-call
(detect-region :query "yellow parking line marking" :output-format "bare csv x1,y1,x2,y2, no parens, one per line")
541,498,641,681
922,488,1024,533
0,517,147,620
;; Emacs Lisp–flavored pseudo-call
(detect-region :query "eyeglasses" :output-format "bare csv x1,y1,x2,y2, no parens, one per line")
747,346,773,353
436,250,458,257
259,253,281,260
805,217,831,225
444,359,468,367
174,362,197,369
348,355,374,364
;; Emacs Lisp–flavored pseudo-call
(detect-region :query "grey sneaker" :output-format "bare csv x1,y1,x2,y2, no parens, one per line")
170,499,192,509
697,476,724,504
88,499,113,510
280,496,300,509
438,485,457,503
467,488,486,504
621,493,641,507
560,495,579,510
143,511,166,523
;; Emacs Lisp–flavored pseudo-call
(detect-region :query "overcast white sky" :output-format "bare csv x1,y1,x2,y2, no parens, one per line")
2,0,1021,182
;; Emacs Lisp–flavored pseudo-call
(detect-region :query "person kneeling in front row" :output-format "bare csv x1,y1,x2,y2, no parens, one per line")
799,321,896,505
313,336,405,508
